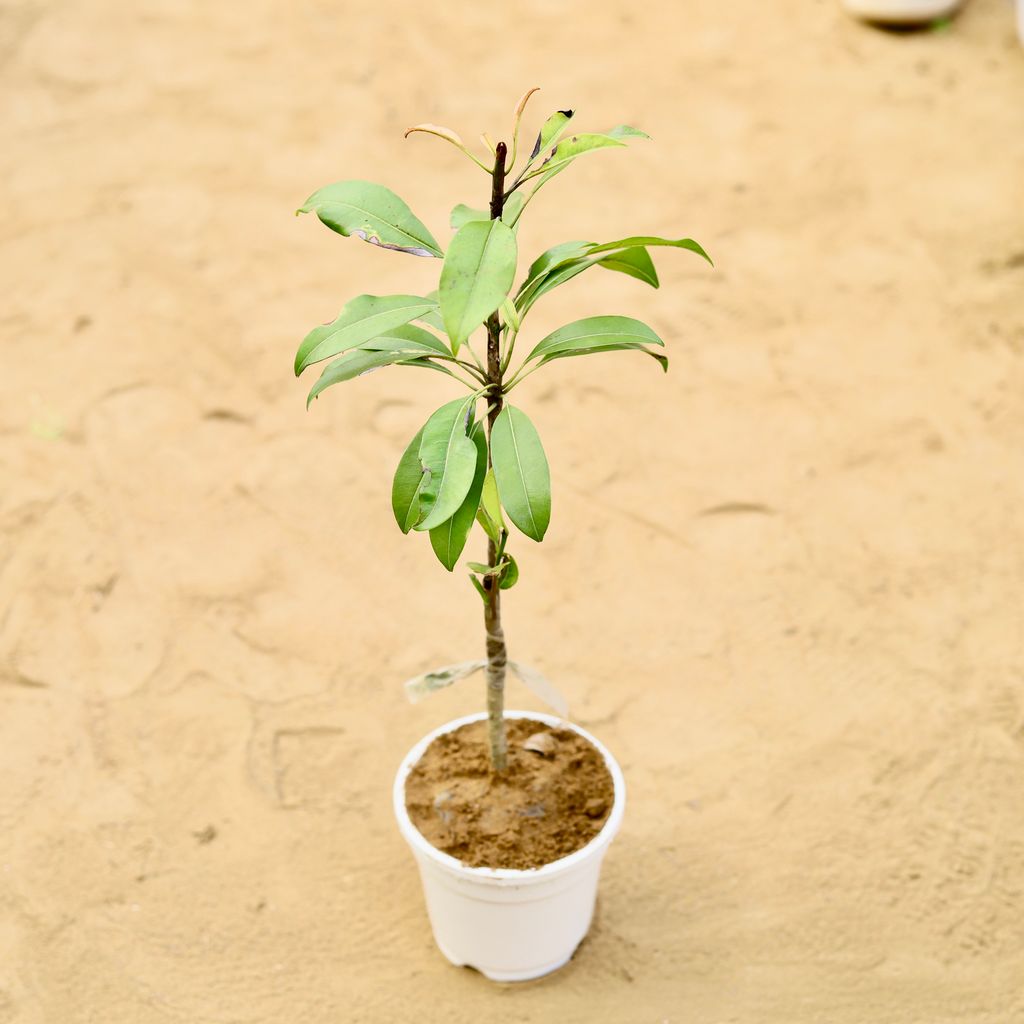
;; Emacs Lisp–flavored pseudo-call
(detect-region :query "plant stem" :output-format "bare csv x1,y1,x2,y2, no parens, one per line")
484,141,509,774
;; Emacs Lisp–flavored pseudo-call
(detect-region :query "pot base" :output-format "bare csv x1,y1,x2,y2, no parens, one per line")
435,937,577,982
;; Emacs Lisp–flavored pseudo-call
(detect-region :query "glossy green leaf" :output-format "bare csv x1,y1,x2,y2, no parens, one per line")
439,220,517,353
430,424,487,571
526,315,667,372
516,236,710,315
587,235,712,266
295,295,436,374
528,317,663,362
518,241,591,298
490,405,551,542
415,396,479,531
517,254,598,314
391,426,427,534
396,357,460,379
360,323,451,355
476,468,505,543
596,246,659,288
307,346,438,406
297,180,442,257
528,110,574,160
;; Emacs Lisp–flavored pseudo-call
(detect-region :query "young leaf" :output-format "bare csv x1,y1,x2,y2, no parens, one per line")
450,193,524,230
606,124,650,141
526,315,667,371
391,427,427,534
297,181,442,258
429,424,488,571
403,123,466,148
529,110,575,161
295,295,436,374
415,396,479,531
526,132,625,180
510,86,540,162
439,219,517,353
476,468,505,543
490,405,551,542
499,553,519,590
306,346,437,406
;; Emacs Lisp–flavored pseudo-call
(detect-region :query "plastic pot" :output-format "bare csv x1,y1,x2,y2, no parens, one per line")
393,709,626,982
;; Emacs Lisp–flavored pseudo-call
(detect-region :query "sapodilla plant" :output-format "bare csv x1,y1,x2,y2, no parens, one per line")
294,89,711,771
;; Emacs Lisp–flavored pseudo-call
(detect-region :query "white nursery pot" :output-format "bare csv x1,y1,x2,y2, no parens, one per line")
393,709,626,982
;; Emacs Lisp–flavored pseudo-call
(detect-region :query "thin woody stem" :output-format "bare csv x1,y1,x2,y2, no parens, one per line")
484,141,509,774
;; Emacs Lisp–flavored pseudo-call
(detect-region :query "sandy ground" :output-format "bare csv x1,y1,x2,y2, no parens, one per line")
2,0,1024,1020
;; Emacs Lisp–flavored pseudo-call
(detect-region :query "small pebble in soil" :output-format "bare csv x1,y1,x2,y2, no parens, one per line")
584,797,608,819
523,731,556,757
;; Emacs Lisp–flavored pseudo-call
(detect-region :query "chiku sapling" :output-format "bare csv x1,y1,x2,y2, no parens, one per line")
294,89,711,773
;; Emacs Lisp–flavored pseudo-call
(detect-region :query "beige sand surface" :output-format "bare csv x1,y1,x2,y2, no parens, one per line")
2,1,1024,1020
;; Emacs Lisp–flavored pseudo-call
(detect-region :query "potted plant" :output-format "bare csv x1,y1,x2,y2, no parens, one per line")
294,89,710,981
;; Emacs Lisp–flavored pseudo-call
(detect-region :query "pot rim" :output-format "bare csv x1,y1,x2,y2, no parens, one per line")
393,709,626,884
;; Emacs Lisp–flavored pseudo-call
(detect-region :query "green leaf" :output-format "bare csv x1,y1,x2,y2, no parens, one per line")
396,357,461,379
606,124,650,141
429,424,488,571
526,315,667,372
466,559,513,580
391,427,427,534
516,236,710,316
526,132,625,181
490,405,551,542
306,346,437,406
416,309,446,334
518,241,592,298
295,295,437,374
517,254,597,315
586,235,713,266
297,180,442,258
359,323,451,355
439,220,517,354
596,246,659,288
476,468,505,543
415,396,479,531
469,574,489,603
450,193,524,230
499,554,519,590
529,110,574,160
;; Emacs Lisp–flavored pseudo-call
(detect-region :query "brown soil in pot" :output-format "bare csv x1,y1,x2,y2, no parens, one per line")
404,719,615,870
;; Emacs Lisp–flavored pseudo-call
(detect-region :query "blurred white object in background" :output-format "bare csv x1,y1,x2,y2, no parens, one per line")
842,0,963,21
